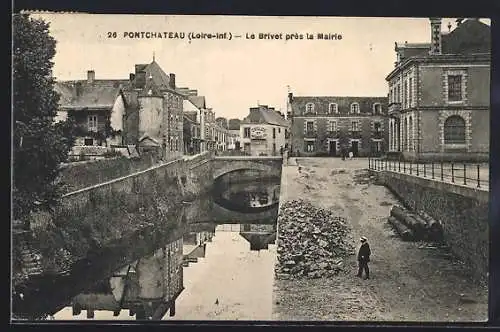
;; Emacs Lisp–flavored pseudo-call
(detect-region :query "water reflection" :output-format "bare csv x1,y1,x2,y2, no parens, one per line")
213,172,280,212
17,176,280,321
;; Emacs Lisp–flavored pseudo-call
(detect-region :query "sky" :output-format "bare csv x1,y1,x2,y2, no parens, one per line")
28,14,490,120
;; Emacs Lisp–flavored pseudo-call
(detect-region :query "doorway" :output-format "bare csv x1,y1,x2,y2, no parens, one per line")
328,141,337,157
351,140,359,156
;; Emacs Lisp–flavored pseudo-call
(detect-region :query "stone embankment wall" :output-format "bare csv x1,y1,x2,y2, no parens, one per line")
14,152,214,286
373,170,489,282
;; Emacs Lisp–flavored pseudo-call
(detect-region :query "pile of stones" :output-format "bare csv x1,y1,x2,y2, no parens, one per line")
275,199,354,279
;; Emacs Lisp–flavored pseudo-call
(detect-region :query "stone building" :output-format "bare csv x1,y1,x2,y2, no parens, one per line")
122,59,184,161
386,18,490,161
204,108,217,151
178,88,208,153
240,105,290,156
288,94,388,157
183,112,201,154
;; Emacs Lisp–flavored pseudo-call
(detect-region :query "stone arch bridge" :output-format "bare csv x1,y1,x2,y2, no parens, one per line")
211,156,283,180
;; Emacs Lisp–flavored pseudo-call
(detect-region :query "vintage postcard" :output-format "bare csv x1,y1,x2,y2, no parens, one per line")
11,13,490,322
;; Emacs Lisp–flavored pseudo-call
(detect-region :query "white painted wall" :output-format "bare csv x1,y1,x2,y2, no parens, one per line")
54,110,68,123
138,96,164,142
239,123,288,156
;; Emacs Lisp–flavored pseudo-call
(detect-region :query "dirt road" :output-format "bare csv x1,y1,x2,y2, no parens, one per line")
272,157,488,322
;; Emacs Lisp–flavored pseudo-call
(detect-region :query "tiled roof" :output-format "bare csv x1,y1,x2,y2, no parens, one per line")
129,60,182,95
188,95,206,109
291,96,388,114
393,19,491,61
242,106,290,127
441,19,491,54
55,80,128,110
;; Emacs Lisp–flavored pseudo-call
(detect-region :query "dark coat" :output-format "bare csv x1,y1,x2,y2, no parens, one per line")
358,242,371,262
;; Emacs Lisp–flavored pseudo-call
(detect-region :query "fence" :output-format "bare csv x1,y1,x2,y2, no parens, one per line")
368,158,489,190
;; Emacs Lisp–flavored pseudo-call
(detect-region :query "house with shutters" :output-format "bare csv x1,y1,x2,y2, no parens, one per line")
288,94,388,157
386,18,490,161
240,105,290,156
54,70,129,148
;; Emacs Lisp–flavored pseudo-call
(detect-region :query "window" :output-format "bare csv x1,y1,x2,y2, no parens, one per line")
350,103,360,114
444,115,466,144
396,85,400,103
329,103,338,114
373,103,381,114
330,120,337,132
305,140,315,152
448,75,462,101
408,77,413,107
88,115,98,132
306,121,314,133
273,143,276,153
278,128,281,133
351,121,359,131
374,122,381,133
84,138,94,146
305,103,315,114
403,81,408,109
273,128,276,139
243,127,250,138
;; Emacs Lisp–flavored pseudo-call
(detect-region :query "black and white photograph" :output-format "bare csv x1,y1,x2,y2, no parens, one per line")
11,13,491,322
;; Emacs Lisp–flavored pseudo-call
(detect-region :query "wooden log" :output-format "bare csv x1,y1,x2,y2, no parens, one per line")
390,206,424,236
411,213,430,230
419,212,443,239
388,216,414,241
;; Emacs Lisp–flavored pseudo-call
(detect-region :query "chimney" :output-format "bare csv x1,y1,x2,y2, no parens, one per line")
429,18,442,55
87,70,95,83
135,70,146,88
129,73,135,82
169,73,176,89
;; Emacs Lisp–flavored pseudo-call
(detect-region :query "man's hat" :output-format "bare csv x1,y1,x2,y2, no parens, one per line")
360,236,367,242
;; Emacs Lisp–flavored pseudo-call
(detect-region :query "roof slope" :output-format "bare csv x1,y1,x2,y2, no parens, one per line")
291,96,387,114
55,80,128,109
242,106,290,126
442,19,491,54
188,95,206,109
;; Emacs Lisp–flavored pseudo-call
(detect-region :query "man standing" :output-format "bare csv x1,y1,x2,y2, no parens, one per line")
357,236,371,279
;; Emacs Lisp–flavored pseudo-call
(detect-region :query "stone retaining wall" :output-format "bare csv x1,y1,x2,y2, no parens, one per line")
372,170,489,282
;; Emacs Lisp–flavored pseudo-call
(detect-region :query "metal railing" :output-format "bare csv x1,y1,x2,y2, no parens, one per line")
368,158,489,190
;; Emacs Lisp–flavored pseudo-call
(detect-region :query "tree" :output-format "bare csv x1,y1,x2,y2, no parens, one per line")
13,14,75,222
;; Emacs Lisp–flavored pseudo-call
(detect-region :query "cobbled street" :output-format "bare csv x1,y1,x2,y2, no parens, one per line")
272,157,488,322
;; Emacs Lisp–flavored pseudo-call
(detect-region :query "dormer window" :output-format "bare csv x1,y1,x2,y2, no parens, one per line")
305,103,315,114
328,103,338,114
373,103,382,114
351,103,360,114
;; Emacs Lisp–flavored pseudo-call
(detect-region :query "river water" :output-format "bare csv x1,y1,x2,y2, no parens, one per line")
19,173,281,321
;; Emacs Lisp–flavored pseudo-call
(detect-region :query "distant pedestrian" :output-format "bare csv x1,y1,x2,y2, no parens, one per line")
349,151,354,160
357,236,371,279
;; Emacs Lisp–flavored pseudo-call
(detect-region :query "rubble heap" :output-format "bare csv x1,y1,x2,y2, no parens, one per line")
275,200,354,280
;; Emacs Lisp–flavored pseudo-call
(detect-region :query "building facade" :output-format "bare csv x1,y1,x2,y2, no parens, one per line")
54,70,129,147
240,105,290,156
183,112,201,154
120,60,184,161
386,18,490,161
289,94,388,157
